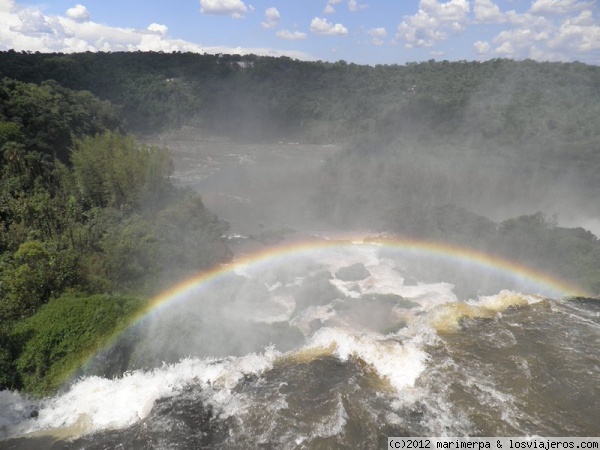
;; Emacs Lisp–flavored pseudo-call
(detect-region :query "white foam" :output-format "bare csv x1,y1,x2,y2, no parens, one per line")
311,393,348,439
2,242,549,442
4,348,280,440
326,248,457,314
306,327,431,392
472,290,544,309
0,391,37,439
290,304,338,334
247,294,296,323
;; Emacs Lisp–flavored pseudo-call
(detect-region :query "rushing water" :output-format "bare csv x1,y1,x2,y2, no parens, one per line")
1,240,599,449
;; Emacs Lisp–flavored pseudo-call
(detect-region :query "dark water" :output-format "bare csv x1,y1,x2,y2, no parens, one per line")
2,244,599,449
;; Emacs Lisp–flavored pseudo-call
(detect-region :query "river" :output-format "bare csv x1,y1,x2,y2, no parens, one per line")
1,136,599,449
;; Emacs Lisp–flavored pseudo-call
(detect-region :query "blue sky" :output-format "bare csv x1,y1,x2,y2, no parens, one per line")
1,0,599,65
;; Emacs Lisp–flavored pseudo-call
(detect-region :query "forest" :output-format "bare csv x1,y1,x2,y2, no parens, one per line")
0,75,229,393
1,50,600,395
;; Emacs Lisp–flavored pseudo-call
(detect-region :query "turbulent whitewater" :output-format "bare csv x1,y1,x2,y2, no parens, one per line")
1,240,599,448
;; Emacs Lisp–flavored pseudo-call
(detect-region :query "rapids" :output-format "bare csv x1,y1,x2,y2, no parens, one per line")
1,240,599,448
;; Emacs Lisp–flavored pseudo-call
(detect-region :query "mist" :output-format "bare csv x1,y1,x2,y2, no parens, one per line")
3,52,600,445
140,57,600,306
157,130,342,237
109,56,600,369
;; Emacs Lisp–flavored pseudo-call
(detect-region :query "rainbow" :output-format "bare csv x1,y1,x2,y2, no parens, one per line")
76,235,592,375
139,235,590,314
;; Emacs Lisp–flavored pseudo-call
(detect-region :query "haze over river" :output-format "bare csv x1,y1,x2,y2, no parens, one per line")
1,133,599,449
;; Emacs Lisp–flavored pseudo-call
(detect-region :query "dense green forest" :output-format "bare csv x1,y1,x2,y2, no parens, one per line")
1,50,600,395
2,51,599,142
0,76,229,393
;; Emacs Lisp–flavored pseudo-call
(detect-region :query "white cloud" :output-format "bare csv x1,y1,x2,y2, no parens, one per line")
475,1,599,62
261,6,279,29
491,27,552,59
12,7,63,37
421,0,470,21
0,2,312,60
368,27,387,45
494,28,549,44
147,23,168,35
2,0,600,66
529,0,591,16
368,27,387,37
494,40,514,55
276,29,307,40
473,40,491,54
199,0,247,17
348,0,367,12
396,0,470,48
393,0,599,63
324,0,341,14
502,10,549,28
548,10,600,53
0,0,15,13
310,17,348,36
473,0,504,23
66,4,90,22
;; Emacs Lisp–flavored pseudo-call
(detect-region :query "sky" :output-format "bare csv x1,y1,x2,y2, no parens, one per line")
0,0,599,65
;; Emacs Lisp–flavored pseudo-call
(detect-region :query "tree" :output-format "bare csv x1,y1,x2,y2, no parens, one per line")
70,131,173,210
0,240,79,320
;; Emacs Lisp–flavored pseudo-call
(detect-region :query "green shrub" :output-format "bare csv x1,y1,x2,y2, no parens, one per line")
8,292,145,395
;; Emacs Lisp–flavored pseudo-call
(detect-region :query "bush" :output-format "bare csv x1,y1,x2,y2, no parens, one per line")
7,292,145,395
0,241,80,321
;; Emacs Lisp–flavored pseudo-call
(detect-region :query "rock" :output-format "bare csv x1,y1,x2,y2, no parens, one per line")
335,263,370,281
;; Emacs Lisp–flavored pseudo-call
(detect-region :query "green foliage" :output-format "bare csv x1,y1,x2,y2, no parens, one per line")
493,214,600,293
0,53,595,142
6,292,145,395
0,59,234,395
100,194,230,292
0,121,22,146
0,240,80,321
385,208,600,297
0,87,229,329
0,77,122,162
70,131,173,210
0,52,599,151
0,129,229,324
0,326,21,389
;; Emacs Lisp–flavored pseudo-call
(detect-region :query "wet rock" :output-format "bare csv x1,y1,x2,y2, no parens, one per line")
335,263,371,281
309,319,324,333
293,271,345,312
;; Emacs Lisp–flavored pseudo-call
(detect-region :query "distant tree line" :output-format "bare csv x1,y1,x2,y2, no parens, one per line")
1,51,599,144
